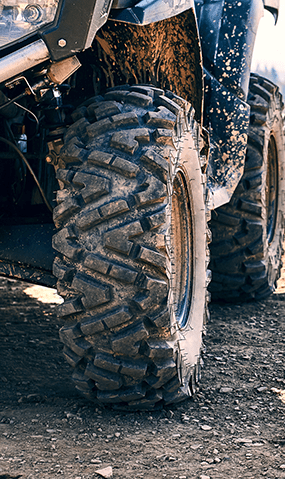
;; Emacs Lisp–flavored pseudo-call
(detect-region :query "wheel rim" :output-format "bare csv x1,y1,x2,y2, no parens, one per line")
171,170,194,328
266,135,278,244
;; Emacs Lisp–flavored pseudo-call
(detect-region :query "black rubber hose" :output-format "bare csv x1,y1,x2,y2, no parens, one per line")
0,136,53,213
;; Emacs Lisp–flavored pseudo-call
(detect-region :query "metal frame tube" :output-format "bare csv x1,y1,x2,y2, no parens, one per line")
0,40,50,84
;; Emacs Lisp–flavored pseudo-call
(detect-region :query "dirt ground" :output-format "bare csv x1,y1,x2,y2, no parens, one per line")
0,264,284,479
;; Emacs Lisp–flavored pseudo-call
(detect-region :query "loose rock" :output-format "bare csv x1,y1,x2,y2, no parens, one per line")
201,425,212,431
220,387,233,393
95,466,113,478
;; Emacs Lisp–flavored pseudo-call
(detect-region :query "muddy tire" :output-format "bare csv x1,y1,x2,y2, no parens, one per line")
210,74,285,302
52,85,209,409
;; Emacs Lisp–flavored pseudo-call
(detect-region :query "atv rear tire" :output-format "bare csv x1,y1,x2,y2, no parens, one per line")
210,74,285,302
52,85,209,408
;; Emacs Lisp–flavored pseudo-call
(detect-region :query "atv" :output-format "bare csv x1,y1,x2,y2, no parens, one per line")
0,0,283,409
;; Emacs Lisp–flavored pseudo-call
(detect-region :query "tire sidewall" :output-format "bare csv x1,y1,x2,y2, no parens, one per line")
169,128,207,386
263,94,285,289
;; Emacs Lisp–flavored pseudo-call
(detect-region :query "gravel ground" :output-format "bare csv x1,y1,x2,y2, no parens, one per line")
0,272,284,479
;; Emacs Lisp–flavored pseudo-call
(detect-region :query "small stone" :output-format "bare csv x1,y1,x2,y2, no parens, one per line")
181,415,190,422
66,413,76,419
213,449,218,455
280,465,285,469
220,387,233,393
156,454,167,460
91,459,102,464
200,474,211,478
201,425,212,431
191,444,202,450
95,466,113,478
115,432,120,438
256,386,267,392
234,438,252,444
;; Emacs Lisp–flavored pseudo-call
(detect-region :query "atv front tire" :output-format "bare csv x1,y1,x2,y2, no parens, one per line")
210,74,285,302
52,86,208,408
